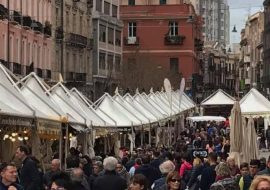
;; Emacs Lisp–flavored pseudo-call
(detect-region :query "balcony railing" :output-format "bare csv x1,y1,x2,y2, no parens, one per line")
31,20,43,33
164,35,185,45
22,16,32,29
124,37,139,46
66,33,87,48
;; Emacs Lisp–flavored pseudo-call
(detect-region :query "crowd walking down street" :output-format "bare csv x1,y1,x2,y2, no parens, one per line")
1,120,270,190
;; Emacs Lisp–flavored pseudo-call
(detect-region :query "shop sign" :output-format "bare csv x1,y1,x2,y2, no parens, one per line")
0,115,33,127
37,120,61,135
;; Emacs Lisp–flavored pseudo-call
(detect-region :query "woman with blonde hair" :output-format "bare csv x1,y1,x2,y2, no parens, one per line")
250,175,270,190
186,157,203,190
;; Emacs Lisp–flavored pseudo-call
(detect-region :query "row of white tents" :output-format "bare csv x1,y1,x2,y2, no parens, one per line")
201,88,270,118
0,64,196,130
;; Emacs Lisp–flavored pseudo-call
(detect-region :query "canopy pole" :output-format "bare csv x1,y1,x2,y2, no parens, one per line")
59,123,63,169
141,125,144,146
64,123,69,170
149,124,151,145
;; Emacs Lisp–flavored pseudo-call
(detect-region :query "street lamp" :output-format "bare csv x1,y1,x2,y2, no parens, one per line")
232,25,237,33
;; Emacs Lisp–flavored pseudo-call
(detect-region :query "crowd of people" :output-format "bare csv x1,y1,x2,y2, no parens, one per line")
1,121,270,190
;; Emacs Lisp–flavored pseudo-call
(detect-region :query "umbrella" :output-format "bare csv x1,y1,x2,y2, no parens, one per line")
247,117,259,160
241,118,249,163
229,101,243,166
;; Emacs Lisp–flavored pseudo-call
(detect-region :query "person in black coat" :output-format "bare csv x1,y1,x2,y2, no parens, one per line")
135,155,161,188
93,156,127,190
15,145,41,190
199,152,217,190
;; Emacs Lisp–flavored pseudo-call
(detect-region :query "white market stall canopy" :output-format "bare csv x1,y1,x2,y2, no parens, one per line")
19,73,66,122
201,89,235,106
240,88,270,118
187,116,226,122
0,64,196,129
0,65,34,118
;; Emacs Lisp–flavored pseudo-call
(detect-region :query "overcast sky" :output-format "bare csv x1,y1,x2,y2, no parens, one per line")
228,0,264,44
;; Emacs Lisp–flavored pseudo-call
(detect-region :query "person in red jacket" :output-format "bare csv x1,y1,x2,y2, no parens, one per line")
179,152,192,183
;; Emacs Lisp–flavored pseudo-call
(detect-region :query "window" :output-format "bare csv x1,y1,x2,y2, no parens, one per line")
115,30,121,46
108,28,114,45
128,22,136,37
104,2,110,15
99,52,106,69
56,8,59,26
80,15,83,34
99,25,106,42
66,11,69,32
170,58,179,73
160,0,166,5
96,0,102,12
115,55,121,71
73,13,76,33
169,21,178,36
108,54,114,71
128,0,135,5
112,5,117,18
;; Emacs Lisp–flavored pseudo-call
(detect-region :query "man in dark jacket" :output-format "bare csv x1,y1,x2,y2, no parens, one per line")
199,152,217,190
15,145,41,190
135,155,161,188
0,163,23,190
93,156,127,190
257,156,270,175
239,159,260,190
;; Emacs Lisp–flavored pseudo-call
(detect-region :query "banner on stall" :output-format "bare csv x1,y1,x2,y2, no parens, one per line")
0,115,33,127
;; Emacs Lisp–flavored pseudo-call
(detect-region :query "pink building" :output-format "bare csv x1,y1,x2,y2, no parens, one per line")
0,0,52,79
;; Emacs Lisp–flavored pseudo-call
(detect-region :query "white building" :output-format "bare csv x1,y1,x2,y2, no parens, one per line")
190,0,230,47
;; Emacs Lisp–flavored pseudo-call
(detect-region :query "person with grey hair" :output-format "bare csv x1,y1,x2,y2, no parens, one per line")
88,161,103,189
43,159,61,189
151,160,175,190
70,168,90,190
210,162,239,190
93,156,127,190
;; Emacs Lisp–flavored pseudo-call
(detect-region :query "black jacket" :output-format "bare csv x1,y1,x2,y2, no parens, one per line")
93,170,127,190
19,157,41,190
135,164,161,187
199,164,216,190
0,178,24,190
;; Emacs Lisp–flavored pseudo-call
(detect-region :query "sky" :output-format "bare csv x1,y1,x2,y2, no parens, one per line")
228,0,264,44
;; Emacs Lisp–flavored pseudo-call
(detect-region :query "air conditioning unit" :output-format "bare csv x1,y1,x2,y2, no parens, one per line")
127,37,136,44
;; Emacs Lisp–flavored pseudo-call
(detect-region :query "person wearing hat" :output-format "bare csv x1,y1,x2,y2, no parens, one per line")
239,159,261,190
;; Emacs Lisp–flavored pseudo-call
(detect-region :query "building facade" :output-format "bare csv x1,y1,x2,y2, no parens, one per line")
190,0,230,46
92,0,123,99
0,0,52,79
202,42,237,98
120,0,203,96
263,0,270,96
53,0,93,97
239,12,264,94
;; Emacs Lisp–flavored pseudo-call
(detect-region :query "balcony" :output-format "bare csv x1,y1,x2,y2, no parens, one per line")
0,4,8,20
36,68,43,77
43,21,52,37
10,10,21,25
13,62,22,75
66,72,75,81
75,73,86,82
0,60,10,69
65,33,87,48
164,35,185,45
45,69,51,79
124,37,139,46
22,16,32,30
31,20,43,34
